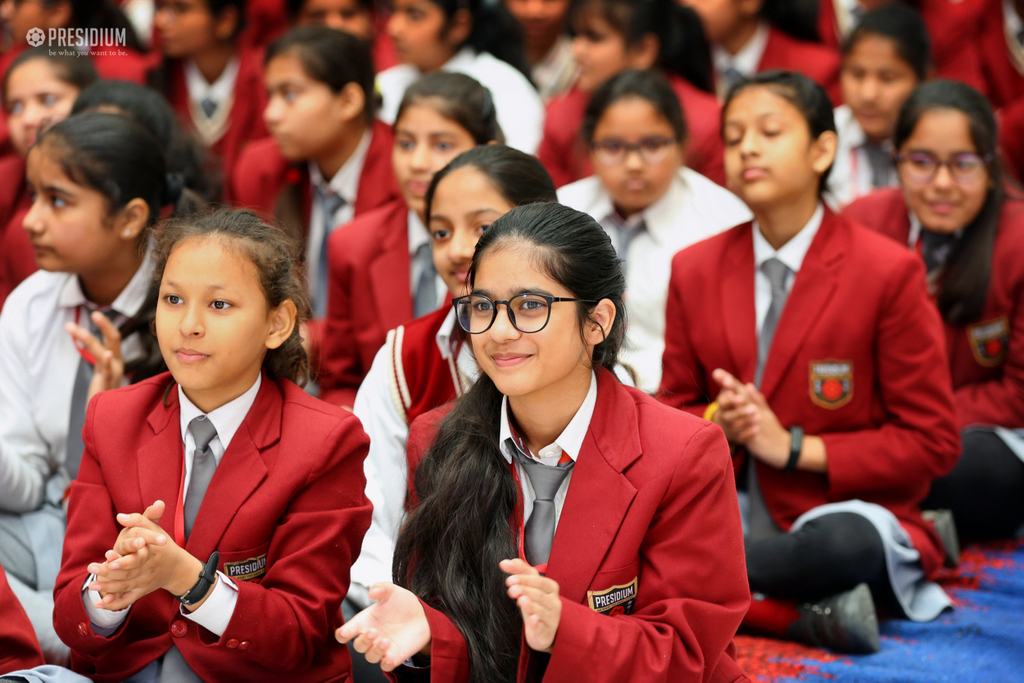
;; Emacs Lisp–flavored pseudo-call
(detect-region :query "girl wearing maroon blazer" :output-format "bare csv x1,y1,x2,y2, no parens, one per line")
659,71,960,654
844,80,1024,541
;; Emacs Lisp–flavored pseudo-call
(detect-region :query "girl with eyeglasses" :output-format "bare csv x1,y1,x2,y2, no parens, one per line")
558,69,750,394
337,201,750,683
844,80,1024,543
660,71,960,654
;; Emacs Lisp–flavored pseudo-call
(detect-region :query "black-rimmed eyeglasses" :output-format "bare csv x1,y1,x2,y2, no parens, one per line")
453,293,597,334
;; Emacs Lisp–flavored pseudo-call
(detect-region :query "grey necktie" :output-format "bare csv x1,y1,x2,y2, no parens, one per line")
920,229,959,274
862,142,893,189
200,97,217,119
723,67,745,94
413,242,438,318
511,446,574,566
314,185,346,318
65,309,101,480
183,415,218,540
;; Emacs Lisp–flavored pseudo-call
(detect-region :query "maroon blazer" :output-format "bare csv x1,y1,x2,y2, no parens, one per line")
0,566,44,673
979,0,1024,108
389,304,460,429
755,26,842,104
400,368,750,683
536,73,726,189
0,156,33,311
53,373,372,682
320,199,419,407
658,209,960,577
844,187,1024,431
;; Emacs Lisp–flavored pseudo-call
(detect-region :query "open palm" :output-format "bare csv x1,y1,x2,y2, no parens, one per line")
336,583,431,671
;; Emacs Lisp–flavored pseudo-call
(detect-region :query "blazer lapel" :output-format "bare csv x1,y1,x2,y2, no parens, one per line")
368,204,413,330
721,225,758,383
138,386,185,522
545,370,640,604
759,210,847,399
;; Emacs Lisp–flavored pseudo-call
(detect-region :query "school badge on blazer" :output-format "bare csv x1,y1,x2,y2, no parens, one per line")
222,553,268,583
587,577,638,616
809,360,853,409
967,317,1009,367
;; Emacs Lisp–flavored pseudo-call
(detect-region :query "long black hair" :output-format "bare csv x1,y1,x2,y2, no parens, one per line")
34,112,197,382
760,0,821,43
420,0,530,76
582,69,687,145
425,144,558,219
394,202,626,683
573,0,713,93
395,72,505,145
3,46,99,105
893,80,1004,325
842,3,930,81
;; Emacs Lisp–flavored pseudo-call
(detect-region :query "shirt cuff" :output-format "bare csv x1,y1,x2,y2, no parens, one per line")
180,571,238,637
346,582,370,610
81,573,130,636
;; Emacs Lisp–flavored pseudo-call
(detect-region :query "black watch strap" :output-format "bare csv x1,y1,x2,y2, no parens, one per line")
784,427,804,471
177,551,219,606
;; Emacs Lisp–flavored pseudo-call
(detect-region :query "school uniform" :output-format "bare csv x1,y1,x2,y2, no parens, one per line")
161,47,268,193
53,371,372,682
242,0,287,49
396,367,750,683
557,168,751,393
532,35,578,103
0,156,34,313
978,0,1024,108
536,74,726,189
376,47,545,154
319,199,445,407
712,23,842,105
825,105,898,210
0,566,45,673
659,207,960,618
999,97,1024,183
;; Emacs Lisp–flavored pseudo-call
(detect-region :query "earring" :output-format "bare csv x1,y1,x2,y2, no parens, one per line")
123,229,131,237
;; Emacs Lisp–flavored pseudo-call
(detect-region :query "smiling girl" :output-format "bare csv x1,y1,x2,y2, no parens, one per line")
338,201,750,683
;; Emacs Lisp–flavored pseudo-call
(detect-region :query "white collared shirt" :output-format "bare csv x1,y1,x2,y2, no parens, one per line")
376,47,545,154
712,21,770,94
348,308,478,605
830,0,866,41
826,105,898,210
305,130,373,298
532,35,578,102
184,57,240,116
558,168,752,393
83,375,263,637
0,253,154,514
498,370,597,528
407,209,446,301
752,203,825,334
1006,0,1023,45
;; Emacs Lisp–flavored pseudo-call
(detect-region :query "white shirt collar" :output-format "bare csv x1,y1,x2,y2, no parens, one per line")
712,21,770,78
498,370,597,466
435,306,459,360
178,373,262,452
56,246,156,317
184,57,240,108
407,209,430,257
442,46,478,74
307,129,373,206
753,202,825,275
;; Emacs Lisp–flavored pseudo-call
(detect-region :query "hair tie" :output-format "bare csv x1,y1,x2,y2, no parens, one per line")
161,171,185,207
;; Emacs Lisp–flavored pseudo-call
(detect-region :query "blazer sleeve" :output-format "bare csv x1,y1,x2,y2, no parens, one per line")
319,230,362,408
0,567,45,672
544,422,749,683
657,253,712,416
382,600,471,683
536,105,575,189
823,257,962,496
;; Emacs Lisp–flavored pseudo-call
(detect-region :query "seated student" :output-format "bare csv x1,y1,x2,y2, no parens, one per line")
151,0,267,198
504,0,577,102
683,0,842,103
338,201,750,683
319,72,500,408
286,0,399,71
558,69,750,394
659,71,960,654
0,113,190,663
828,3,929,209
376,0,544,154
0,566,44,673
52,208,372,681
539,0,725,187
844,81,1024,542
0,48,98,312
230,25,399,334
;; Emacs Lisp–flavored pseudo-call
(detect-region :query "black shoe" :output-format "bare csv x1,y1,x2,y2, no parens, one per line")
787,583,880,654
922,509,960,568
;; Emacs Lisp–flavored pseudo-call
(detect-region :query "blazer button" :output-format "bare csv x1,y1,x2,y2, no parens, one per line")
170,620,188,638
238,641,250,650
77,622,89,636
226,638,239,649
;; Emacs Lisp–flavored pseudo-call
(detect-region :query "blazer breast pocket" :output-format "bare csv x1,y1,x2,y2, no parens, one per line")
586,559,640,617
217,541,271,584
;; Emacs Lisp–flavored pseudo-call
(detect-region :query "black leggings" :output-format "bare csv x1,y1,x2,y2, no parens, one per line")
924,429,1024,541
746,512,892,604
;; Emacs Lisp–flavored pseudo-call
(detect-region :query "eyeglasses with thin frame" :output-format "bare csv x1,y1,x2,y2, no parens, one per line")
453,293,597,335
894,151,993,185
589,135,677,166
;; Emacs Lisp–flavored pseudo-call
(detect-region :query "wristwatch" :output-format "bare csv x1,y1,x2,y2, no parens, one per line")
177,551,219,606
784,427,804,472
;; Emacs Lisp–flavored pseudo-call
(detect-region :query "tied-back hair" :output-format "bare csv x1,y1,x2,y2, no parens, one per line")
425,144,558,219
582,69,687,145
723,70,837,193
842,3,930,81
573,0,713,93
396,72,505,145
394,203,626,683
35,112,197,382
424,0,530,77
3,46,99,105
894,80,1004,325
152,209,312,386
